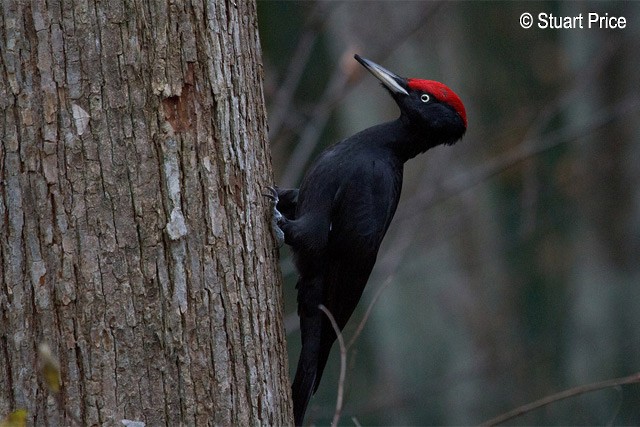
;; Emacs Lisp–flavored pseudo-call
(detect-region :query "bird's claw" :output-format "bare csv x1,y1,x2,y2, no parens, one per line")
262,186,279,202
263,186,285,246
263,186,283,223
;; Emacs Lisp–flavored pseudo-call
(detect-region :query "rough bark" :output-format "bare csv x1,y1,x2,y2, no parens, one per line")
0,0,292,425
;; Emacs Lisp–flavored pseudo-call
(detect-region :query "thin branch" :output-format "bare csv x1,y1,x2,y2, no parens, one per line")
280,66,350,186
519,36,619,144
319,304,347,427
267,3,329,141
279,2,443,187
480,371,640,426
267,28,318,141
347,275,394,351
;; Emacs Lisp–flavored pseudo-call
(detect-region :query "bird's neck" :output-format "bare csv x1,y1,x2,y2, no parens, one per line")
380,118,439,162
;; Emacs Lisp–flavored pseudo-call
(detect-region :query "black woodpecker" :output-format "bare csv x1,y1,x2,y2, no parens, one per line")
269,55,467,425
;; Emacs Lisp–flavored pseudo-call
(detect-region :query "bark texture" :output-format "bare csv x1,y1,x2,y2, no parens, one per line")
0,0,292,425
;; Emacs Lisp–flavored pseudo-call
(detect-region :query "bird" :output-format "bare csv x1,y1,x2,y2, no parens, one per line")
268,54,467,425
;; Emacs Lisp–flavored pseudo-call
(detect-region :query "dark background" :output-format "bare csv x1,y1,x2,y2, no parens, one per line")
258,1,640,425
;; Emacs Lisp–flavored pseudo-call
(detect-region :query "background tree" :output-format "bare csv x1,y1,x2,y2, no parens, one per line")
0,0,292,425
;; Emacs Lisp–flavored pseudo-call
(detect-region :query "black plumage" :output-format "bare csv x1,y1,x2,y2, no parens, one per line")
272,55,467,425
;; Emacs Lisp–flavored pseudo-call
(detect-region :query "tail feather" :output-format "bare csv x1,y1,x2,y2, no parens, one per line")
292,306,343,424
292,353,317,426
312,326,337,394
292,275,324,426
292,313,323,426
294,259,368,424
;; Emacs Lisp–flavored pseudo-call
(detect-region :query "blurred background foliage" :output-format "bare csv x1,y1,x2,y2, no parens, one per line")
257,1,640,425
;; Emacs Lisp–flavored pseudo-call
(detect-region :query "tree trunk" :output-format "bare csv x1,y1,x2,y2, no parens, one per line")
0,0,292,425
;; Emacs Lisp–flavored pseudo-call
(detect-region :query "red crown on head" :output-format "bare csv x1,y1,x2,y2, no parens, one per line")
408,79,467,127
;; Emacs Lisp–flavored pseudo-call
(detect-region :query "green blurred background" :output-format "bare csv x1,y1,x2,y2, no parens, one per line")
257,1,640,425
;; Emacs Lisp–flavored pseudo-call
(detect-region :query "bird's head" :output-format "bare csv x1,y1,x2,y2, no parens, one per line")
355,55,466,147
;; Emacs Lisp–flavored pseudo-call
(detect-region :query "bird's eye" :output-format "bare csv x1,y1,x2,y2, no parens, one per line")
420,94,430,103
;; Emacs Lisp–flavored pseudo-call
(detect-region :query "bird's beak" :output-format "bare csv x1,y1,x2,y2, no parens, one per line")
354,55,409,96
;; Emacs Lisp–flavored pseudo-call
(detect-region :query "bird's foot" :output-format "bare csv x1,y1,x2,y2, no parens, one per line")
263,186,285,247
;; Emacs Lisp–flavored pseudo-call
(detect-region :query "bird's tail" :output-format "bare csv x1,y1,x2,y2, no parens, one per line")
292,340,317,426
292,312,343,425
292,312,322,426
292,275,325,426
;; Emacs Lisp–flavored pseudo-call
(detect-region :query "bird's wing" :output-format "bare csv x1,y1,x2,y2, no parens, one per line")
291,156,401,423
313,157,402,391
